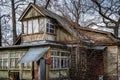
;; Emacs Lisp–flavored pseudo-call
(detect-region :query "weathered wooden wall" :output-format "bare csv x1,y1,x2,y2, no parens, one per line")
118,47,120,80
104,46,118,80
56,26,75,42
24,7,43,20
79,29,117,45
22,33,56,42
22,26,75,43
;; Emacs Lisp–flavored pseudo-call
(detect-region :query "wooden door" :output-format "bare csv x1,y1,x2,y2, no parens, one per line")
40,59,46,80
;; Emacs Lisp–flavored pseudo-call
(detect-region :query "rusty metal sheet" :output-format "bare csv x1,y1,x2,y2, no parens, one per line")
19,47,49,63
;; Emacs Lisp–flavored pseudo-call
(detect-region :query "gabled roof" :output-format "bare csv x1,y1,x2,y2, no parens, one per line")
19,3,77,37
18,3,120,46
63,18,120,45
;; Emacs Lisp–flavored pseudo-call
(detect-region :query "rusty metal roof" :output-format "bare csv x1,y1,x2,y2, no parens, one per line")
18,47,49,63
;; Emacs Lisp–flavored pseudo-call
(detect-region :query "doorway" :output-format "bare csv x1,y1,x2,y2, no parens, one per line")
9,71,20,80
87,50,104,80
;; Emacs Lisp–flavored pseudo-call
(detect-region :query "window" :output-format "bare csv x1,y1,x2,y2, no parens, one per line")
10,52,20,69
23,21,27,34
28,20,33,34
46,19,55,34
39,18,45,32
0,53,8,69
23,18,46,34
33,19,39,33
23,62,31,69
0,52,32,70
50,50,69,70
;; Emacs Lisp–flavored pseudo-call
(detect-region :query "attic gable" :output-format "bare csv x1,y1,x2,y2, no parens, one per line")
19,3,45,21
24,7,42,19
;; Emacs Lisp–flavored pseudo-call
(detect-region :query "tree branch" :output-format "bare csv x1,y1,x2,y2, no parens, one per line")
91,0,117,23
45,0,50,9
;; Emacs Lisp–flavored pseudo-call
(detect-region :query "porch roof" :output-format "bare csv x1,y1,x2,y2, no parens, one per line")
18,47,49,63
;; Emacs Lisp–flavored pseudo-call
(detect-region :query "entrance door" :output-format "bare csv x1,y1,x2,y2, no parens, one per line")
40,59,46,80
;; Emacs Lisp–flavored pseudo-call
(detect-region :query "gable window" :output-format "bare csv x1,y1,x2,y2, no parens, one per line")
23,21,27,34
46,19,55,34
23,18,45,34
28,20,33,34
39,18,45,32
33,19,39,33
50,50,69,70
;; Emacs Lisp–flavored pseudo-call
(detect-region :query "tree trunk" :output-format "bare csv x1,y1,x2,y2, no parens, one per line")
34,0,36,4
45,0,50,9
11,0,17,44
0,16,2,46
114,25,119,37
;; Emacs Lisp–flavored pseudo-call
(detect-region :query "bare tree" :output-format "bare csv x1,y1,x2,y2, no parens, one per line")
52,0,94,25
45,0,50,9
91,0,120,37
0,0,32,46
11,0,17,44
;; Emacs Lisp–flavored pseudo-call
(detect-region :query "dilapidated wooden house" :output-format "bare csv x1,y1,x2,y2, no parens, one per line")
0,3,120,80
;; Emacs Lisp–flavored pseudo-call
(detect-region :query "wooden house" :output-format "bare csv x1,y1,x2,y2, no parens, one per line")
0,3,120,80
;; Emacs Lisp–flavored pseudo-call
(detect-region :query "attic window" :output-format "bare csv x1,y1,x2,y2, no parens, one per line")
46,19,55,34
23,18,45,34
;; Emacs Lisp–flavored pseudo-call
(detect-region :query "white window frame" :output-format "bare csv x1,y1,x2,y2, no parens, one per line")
23,18,46,34
10,52,21,69
50,50,69,70
0,52,32,70
46,19,55,34
0,53,8,69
